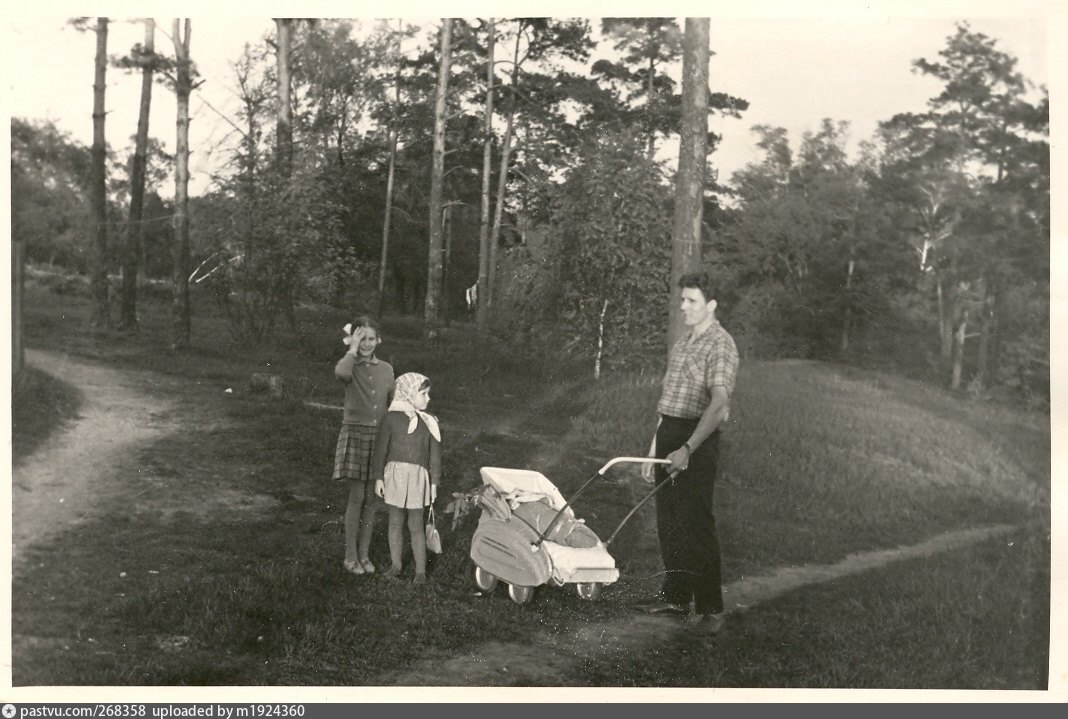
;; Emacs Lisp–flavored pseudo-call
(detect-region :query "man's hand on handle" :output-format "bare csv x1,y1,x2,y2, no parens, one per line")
665,445,690,476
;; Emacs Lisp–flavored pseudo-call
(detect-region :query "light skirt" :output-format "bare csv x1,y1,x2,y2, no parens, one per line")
383,461,431,509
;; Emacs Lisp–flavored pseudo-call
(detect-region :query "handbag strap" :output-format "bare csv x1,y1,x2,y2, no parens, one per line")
423,470,435,523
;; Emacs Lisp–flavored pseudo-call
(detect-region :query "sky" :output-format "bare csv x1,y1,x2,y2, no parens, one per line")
4,0,1055,198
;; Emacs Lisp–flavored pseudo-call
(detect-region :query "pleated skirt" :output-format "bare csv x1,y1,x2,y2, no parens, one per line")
383,461,431,509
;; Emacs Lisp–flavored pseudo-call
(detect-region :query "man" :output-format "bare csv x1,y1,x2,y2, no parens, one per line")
640,271,738,634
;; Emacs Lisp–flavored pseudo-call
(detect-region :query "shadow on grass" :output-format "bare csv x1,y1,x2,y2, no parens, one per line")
12,364,85,466
570,523,1050,689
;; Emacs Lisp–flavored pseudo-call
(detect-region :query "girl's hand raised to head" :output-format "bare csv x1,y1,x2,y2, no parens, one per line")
348,326,366,354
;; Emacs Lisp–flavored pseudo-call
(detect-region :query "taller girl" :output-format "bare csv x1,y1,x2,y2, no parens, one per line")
333,316,395,575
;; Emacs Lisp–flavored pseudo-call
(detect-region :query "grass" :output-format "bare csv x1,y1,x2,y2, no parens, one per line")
569,523,1050,689
11,363,84,464
11,275,1050,687
571,361,1046,567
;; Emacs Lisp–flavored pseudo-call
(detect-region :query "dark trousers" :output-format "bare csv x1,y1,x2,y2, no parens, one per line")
654,416,724,615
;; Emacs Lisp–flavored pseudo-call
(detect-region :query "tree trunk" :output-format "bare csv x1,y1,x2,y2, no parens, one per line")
990,269,1005,381
120,18,155,332
951,310,968,390
274,18,293,177
646,51,656,159
840,257,855,352
937,273,953,367
488,25,522,310
976,272,994,386
443,204,453,327
667,18,710,349
476,18,495,331
594,298,609,380
171,19,192,349
377,21,402,317
90,17,110,329
423,19,452,339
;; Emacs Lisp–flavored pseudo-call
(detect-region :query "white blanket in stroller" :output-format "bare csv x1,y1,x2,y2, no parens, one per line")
542,541,616,583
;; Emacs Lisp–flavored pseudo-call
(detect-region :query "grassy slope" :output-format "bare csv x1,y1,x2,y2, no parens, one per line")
11,282,1050,687
12,364,84,464
553,363,1050,689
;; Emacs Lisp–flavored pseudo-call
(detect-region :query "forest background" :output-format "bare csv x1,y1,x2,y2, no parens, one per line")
7,4,1053,405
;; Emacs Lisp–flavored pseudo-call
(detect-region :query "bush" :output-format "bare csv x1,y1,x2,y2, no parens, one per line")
492,130,673,376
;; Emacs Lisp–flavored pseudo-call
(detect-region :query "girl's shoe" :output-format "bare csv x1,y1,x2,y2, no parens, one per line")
413,574,427,586
381,565,402,579
359,558,376,574
343,559,365,575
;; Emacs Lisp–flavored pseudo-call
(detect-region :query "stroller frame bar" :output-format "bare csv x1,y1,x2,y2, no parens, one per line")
531,457,671,550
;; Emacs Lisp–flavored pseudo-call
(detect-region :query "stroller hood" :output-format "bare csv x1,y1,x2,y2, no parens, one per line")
479,467,568,510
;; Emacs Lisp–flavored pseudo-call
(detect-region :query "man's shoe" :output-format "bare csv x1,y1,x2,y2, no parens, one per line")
641,601,690,617
695,612,725,635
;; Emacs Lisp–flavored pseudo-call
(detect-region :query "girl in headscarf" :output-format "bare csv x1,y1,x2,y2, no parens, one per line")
371,372,441,585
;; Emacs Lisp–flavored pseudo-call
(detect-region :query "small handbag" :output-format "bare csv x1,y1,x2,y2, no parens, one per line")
425,505,442,554
425,481,442,554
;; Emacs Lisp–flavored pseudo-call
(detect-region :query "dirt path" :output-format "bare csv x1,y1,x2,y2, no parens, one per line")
379,523,1018,686
11,349,181,561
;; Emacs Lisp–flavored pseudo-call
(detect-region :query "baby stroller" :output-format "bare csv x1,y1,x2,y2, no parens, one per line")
469,457,671,605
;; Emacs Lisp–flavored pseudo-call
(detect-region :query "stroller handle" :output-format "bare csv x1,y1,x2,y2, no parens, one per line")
597,457,671,474
530,457,673,551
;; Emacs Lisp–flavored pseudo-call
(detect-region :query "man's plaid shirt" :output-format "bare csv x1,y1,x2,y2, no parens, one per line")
657,320,739,420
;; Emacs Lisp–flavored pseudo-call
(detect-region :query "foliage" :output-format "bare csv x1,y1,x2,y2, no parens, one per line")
875,23,1048,395
592,18,748,155
718,120,914,359
195,169,344,342
10,119,95,271
11,19,1048,406
500,129,672,372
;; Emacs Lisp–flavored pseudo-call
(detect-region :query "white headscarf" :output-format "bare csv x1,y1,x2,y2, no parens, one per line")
389,372,441,442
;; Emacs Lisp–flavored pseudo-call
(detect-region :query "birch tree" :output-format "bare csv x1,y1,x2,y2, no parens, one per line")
476,17,495,331
171,19,192,348
274,18,294,177
378,21,403,315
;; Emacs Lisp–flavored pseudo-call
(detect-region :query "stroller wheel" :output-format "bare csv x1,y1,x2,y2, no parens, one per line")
473,565,499,592
575,582,603,601
507,583,535,605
